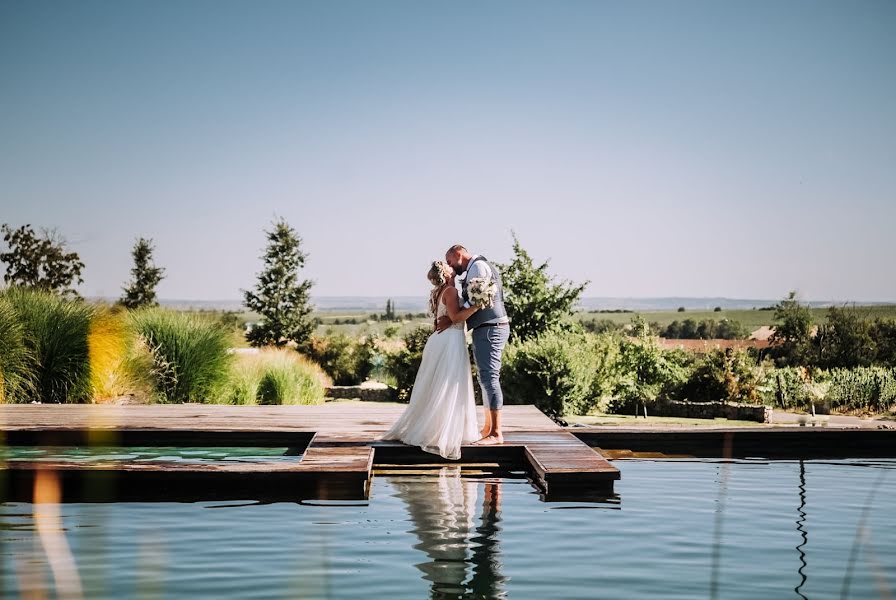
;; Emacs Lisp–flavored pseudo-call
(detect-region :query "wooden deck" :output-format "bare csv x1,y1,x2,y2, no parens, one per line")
0,404,619,502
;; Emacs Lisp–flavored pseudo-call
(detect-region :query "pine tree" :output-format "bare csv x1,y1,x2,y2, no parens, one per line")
496,232,588,342
120,237,165,309
243,218,314,348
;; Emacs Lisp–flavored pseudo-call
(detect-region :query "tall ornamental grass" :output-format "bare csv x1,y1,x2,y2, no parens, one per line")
0,294,35,402
130,308,232,403
88,307,153,401
220,348,330,405
2,287,93,403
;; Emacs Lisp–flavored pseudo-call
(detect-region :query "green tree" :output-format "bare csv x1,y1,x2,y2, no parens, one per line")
120,237,165,309
680,318,698,339
768,291,814,366
1,224,84,298
496,232,588,342
871,319,896,367
716,319,749,340
814,306,876,369
679,348,761,403
243,218,315,349
612,315,689,414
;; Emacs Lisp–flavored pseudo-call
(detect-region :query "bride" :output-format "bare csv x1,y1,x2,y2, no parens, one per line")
381,261,481,460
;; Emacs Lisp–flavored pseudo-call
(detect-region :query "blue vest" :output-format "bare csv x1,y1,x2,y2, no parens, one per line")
462,256,509,330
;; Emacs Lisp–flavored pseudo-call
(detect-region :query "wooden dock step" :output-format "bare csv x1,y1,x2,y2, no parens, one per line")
514,431,620,498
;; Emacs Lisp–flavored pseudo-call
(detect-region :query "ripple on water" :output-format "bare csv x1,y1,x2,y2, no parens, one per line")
0,459,893,599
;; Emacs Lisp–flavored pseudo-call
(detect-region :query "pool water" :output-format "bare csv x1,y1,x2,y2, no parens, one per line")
1,458,893,599
1,446,297,464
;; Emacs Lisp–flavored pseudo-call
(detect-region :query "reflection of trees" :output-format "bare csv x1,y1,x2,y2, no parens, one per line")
391,466,507,599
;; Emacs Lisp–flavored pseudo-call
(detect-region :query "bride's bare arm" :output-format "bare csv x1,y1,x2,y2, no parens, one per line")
443,287,479,324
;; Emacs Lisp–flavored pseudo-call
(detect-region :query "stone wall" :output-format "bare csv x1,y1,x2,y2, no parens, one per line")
652,400,772,423
325,385,397,402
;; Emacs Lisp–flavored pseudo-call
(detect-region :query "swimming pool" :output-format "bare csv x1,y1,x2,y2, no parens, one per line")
1,458,892,598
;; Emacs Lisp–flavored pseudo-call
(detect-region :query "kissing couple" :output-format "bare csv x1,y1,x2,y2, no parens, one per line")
381,244,511,459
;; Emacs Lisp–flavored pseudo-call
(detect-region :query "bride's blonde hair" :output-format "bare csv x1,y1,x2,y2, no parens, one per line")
427,260,452,315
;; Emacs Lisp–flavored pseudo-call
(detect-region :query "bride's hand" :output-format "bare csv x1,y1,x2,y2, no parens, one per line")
435,315,453,333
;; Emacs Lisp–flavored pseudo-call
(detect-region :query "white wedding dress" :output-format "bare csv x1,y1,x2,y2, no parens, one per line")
381,295,479,460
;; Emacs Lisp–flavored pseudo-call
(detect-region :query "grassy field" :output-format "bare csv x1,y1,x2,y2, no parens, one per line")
576,305,896,331
189,303,896,346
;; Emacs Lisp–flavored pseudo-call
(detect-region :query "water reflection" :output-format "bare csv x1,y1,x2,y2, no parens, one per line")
794,460,808,600
391,466,507,599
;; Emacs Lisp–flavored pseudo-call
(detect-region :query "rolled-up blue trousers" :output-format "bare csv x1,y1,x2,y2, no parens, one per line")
471,324,510,410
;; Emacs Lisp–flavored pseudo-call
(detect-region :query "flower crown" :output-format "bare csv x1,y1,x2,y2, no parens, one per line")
430,260,451,286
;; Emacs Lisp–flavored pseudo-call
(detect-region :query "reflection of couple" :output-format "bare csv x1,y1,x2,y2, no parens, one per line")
391,466,506,598
383,245,510,459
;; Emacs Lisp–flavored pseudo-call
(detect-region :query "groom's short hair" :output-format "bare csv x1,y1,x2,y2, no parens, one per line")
447,244,467,256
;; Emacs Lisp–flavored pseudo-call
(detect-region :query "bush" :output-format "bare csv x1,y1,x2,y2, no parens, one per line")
306,331,375,385
758,367,822,411
679,348,761,403
384,326,431,402
221,348,330,405
2,287,94,403
609,320,690,414
502,330,613,419
826,367,896,414
130,308,232,403
0,293,34,402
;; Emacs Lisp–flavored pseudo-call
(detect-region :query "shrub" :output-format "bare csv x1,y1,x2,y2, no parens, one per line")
0,294,35,402
2,287,93,403
130,308,232,403
589,333,625,410
221,348,330,405
502,329,612,419
609,321,690,414
678,348,761,403
306,331,375,385
759,367,820,411
384,326,431,402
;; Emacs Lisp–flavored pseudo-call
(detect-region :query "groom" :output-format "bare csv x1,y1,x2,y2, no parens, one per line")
438,244,510,445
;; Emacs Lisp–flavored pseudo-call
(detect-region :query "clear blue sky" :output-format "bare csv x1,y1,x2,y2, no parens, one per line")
1,0,894,302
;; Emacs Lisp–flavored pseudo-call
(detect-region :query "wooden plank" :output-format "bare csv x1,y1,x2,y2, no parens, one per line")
522,430,620,498
0,403,560,435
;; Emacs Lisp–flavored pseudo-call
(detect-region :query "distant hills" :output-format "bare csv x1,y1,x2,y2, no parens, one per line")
131,296,896,313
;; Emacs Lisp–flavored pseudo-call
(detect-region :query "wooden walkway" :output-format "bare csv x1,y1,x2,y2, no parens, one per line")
0,404,619,502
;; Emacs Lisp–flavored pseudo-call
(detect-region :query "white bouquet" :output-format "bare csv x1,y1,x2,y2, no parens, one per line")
467,277,497,308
